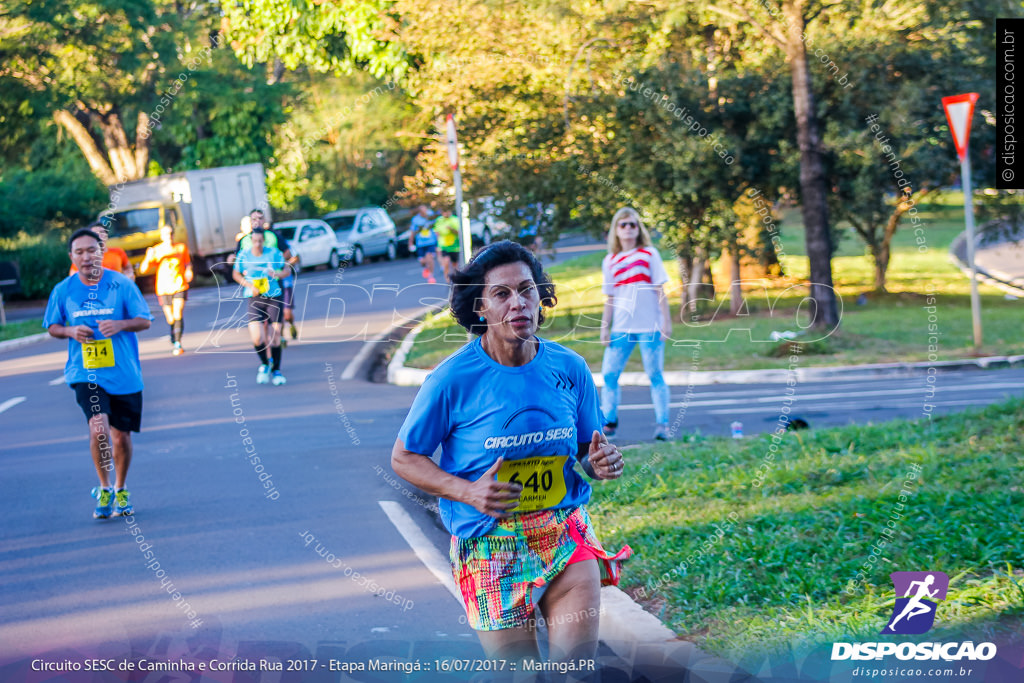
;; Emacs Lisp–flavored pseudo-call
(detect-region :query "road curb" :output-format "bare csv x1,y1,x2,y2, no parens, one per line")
950,229,1024,297
386,310,436,385
383,303,1024,386
0,332,50,353
389,343,1024,387
598,587,751,680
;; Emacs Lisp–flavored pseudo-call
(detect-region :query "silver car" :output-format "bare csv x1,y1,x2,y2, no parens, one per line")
320,207,398,266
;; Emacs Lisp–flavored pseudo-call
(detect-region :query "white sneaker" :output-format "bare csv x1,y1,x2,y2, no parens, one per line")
271,371,287,386
256,364,271,384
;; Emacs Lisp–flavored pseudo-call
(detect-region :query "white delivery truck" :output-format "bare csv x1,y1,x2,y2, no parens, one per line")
100,163,271,276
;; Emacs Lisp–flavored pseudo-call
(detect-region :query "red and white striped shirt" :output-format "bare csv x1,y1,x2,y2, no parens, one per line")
602,247,669,332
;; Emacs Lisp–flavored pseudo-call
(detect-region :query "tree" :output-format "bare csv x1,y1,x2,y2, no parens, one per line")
267,72,422,214
0,137,107,237
699,0,843,328
220,0,410,81
0,0,195,185
819,0,1005,291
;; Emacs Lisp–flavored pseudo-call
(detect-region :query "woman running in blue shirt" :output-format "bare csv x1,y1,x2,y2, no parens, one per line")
392,241,631,668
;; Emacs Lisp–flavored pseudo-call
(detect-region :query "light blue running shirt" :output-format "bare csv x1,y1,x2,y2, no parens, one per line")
43,270,154,394
399,336,603,538
234,245,286,298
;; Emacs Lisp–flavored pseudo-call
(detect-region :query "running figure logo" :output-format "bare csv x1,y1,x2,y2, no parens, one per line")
882,571,949,635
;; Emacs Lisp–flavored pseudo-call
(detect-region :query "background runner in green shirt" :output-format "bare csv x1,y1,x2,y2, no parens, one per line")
434,207,461,282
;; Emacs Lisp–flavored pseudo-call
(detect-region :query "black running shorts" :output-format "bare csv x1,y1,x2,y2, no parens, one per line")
156,290,188,307
71,383,143,433
247,295,284,324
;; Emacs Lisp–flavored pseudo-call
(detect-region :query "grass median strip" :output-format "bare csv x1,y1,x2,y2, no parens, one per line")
404,197,1024,372
0,318,43,342
585,397,1024,664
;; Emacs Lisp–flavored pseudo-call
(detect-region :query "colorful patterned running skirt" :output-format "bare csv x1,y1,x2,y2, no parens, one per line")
450,505,632,631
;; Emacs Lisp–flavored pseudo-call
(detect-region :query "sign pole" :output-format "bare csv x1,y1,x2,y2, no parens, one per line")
942,93,982,350
960,150,983,348
446,115,469,266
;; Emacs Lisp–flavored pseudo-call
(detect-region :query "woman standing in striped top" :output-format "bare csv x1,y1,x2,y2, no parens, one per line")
599,208,672,440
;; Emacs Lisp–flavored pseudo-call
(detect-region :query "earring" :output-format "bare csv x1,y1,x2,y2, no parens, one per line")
478,315,485,322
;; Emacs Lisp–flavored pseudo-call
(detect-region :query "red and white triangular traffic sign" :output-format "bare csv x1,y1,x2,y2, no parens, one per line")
941,93,979,162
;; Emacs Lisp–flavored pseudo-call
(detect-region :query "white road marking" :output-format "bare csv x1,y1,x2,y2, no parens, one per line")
705,398,1001,415
0,397,27,414
619,394,1014,413
49,376,65,386
377,500,461,603
630,382,1023,410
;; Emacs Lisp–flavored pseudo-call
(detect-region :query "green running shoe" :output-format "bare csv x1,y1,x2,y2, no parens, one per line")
92,486,114,519
112,488,133,517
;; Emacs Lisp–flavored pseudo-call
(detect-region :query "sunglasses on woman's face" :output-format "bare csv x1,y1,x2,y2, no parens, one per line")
617,221,638,229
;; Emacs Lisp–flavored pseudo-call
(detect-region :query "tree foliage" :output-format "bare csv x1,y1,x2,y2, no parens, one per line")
0,0,188,184
1,0,1009,308
817,0,1007,291
221,0,410,80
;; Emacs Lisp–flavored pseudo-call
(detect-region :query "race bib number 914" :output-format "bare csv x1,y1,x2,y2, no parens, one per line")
82,339,115,369
497,455,569,512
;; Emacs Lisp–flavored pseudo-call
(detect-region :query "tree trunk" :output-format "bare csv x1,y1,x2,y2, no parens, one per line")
270,58,287,85
874,192,919,291
727,243,744,314
93,110,141,182
55,107,148,187
135,110,151,177
871,243,889,292
675,250,693,313
783,0,839,328
53,110,118,187
688,251,706,316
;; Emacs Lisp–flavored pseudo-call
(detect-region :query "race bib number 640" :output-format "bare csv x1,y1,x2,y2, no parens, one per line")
496,455,569,512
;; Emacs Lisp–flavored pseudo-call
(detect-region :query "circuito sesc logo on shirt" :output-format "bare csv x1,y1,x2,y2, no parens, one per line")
482,406,574,456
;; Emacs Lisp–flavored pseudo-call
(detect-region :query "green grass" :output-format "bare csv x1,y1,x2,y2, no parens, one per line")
0,318,43,342
405,195,1024,371
585,398,1024,664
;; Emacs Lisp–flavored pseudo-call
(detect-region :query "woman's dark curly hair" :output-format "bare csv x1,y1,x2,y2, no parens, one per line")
449,240,557,336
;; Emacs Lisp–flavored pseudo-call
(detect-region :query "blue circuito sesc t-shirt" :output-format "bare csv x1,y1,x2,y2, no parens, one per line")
43,270,154,394
398,336,603,538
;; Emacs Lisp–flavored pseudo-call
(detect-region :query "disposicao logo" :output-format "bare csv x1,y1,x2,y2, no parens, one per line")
882,571,948,635
832,570,997,662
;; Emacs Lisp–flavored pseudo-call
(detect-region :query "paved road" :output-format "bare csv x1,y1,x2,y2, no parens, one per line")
1,257,481,671
607,369,1024,442
975,230,1024,290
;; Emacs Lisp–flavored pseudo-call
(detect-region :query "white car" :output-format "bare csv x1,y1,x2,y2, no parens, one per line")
272,219,342,271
